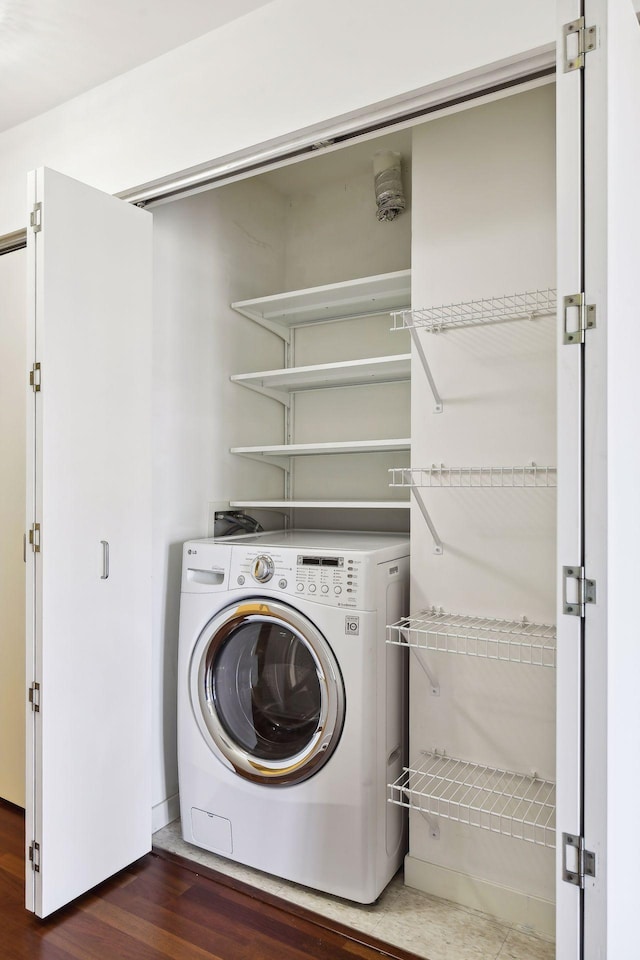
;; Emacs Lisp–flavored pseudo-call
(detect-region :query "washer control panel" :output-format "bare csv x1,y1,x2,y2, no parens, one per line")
230,549,363,607
295,554,354,602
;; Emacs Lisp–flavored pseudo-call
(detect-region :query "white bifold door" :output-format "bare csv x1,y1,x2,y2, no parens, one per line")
556,0,640,957
25,168,153,918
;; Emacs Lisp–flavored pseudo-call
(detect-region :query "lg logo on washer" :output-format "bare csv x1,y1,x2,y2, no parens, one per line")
345,616,359,635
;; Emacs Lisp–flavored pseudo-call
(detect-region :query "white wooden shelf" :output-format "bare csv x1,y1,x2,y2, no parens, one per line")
387,612,556,667
392,288,557,334
230,271,411,509
230,499,410,510
389,464,557,488
232,438,410,468
388,752,556,848
232,270,411,340
231,354,411,405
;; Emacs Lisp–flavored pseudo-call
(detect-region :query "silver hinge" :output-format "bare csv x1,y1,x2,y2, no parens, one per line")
30,202,42,233
29,362,41,392
28,682,40,713
28,522,41,554
563,294,596,345
562,833,596,887
563,18,597,72
28,841,41,872
563,565,596,617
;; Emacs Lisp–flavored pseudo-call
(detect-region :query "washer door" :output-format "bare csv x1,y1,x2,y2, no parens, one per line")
190,598,345,785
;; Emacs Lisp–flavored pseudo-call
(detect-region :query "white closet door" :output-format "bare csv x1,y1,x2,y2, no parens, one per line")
581,1,640,956
25,168,153,918
556,4,584,959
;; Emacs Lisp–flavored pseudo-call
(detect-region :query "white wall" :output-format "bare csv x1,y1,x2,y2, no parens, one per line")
150,177,286,821
408,85,557,932
280,165,412,292
279,151,412,530
0,249,26,807
0,0,563,235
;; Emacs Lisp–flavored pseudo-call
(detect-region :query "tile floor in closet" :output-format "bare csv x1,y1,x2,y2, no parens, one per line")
153,821,554,960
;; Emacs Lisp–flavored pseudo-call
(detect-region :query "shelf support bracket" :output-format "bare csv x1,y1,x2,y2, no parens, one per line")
409,327,443,413
231,380,291,407
412,489,444,555
410,648,440,696
416,808,440,840
232,452,291,471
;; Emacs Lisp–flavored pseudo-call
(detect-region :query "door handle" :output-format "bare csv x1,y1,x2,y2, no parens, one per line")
100,540,110,580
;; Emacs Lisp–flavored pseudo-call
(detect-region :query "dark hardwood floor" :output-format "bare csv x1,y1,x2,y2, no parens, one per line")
0,799,421,960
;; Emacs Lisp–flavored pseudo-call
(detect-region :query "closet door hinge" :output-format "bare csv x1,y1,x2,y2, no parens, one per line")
29,362,41,392
562,833,596,887
563,19,598,72
28,841,41,872
563,565,596,617
28,682,40,713
28,523,41,554
30,202,42,233
563,294,596,345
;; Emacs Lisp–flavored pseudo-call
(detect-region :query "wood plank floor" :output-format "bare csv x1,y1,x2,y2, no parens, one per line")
0,800,422,960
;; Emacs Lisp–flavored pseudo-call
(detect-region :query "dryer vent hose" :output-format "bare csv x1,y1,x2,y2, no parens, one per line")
373,150,406,222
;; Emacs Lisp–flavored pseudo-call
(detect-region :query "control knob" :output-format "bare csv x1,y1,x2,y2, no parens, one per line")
252,554,275,583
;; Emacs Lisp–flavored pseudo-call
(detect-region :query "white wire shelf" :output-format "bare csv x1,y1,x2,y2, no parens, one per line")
389,464,557,488
387,612,556,667
232,270,411,340
389,752,556,848
391,288,557,334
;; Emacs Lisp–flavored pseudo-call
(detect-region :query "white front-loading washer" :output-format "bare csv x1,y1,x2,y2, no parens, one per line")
177,529,409,903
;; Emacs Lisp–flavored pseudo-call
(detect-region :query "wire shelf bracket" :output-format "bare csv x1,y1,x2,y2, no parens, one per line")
412,488,443,555
411,647,440,695
388,752,556,848
408,326,443,413
417,807,441,840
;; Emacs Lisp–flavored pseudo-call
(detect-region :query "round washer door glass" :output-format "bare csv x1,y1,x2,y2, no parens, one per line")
191,599,345,785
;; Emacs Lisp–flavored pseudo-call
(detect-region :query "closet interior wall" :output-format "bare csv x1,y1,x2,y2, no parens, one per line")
150,139,411,814
406,84,557,930
272,144,411,531
151,177,285,816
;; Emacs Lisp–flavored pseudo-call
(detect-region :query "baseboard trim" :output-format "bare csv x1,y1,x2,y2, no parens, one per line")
404,855,555,940
152,792,180,832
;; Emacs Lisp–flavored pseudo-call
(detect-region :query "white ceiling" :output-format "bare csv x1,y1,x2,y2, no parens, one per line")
0,0,276,134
